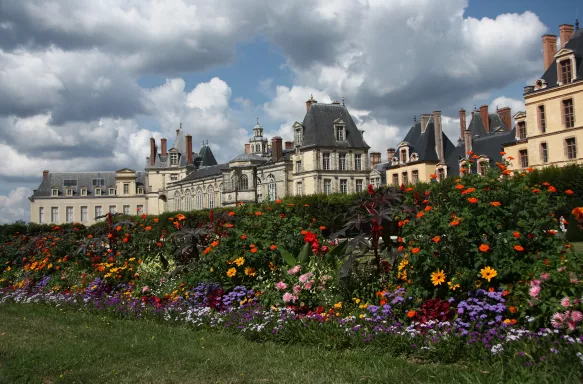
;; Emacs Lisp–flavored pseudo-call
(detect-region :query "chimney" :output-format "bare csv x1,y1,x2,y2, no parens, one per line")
271,136,283,162
305,94,317,112
387,148,396,161
459,108,466,140
42,170,49,182
497,107,512,131
244,143,250,154
419,114,431,133
464,130,472,155
480,105,490,134
185,134,193,165
524,85,535,94
370,152,381,167
285,141,293,150
542,34,557,71
433,111,444,162
559,24,574,49
150,137,156,166
161,138,167,156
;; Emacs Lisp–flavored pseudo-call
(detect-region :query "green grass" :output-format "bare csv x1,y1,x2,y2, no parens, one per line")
0,304,575,384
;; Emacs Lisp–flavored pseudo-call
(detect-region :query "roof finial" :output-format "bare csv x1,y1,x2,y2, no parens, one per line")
257,117,259,125
179,122,182,130
414,115,417,122
576,19,580,30
342,96,345,106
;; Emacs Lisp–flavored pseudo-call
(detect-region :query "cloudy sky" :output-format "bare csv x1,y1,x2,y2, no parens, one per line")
0,0,578,223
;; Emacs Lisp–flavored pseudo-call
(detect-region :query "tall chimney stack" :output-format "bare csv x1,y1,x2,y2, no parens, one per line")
369,152,381,167
497,107,512,131
559,24,574,49
459,108,466,140
271,137,283,162
480,105,490,134
542,34,557,71
387,148,396,161
244,144,250,154
42,170,49,182
150,137,156,166
305,94,317,112
161,138,167,156
185,135,193,165
433,111,444,162
464,130,472,155
285,141,293,150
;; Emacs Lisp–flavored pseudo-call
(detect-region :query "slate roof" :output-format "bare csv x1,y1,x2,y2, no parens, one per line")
31,171,146,198
198,144,218,167
146,128,197,169
230,153,269,163
538,27,583,92
467,112,509,138
300,103,370,149
177,163,230,184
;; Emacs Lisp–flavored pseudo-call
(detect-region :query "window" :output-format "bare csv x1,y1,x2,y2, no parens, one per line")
123,184,129,194
566,138,577,159
52,189,59,197
80,188,87,196
412,170,419,184
296,160,302,173
170,174,178,181
560,60,572,84
219,184,224,205
294,128,303,146
208,187,215,208
392,173,399,186
296,182,303,196
51,207,58,223
339,154,346,170
66,207,73,223
340,179,347,194
517,122,526,139
66,189,73,196
95,206,103,219
196,189,203,209
95,188,102,196
123,205,130,215
109,205,117,214
81,206,87,222
400,149,407,163
137,205,143,214
109,188,116,195
478,161,488,176
402,172,408,185
438,168,446,181
322,153,330,170
538,105,546,133
63,179,77,187
239,175,248,190
92,178,105,187
39,207,44,223
355,179,363,193
170,153,179,165
541,143,548,163
354,154,362,171
137,187,144,194
267,175,276,201
324,179,332,195
519,150,528,168
335,126,345,141
563,99,574,128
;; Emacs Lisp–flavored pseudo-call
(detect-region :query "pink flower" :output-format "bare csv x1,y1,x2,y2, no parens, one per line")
567,320,577,331
293,285,302,294
561,297,571,308
304,280,314,290
558,266,567,272
287,265,301,275
540,273,550,281
282,292,297,303
570,310,583,323
299,272,313,283
320,275,332,282
529,285,541,298
275,281,287,290
142,286,150,294
320,246,329,253
571,278,579,284
530,279,541,287
551,312,566,328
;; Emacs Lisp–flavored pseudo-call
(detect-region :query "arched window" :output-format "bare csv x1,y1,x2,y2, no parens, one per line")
207,186,215,209
219,184,223,206
239,174,248,190
196,188,203,210
256,178,262,201
267,174,276,201
174,192,181,211
185,190,191,211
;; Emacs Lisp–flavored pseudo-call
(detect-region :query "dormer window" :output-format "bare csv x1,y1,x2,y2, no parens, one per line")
80,188,87,196
294,128,303,146
534,79,547,90
335,125,345,141
170,153,179,166
410,153,419,162
560,60,572,85
109,188,116,195
137,187,144,194
66,189,73,197
51,189,59,197
400,149,407,163
95,188,102,196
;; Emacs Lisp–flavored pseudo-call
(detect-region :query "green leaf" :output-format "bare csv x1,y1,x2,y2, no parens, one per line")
279,248,297,267
298,242,312,264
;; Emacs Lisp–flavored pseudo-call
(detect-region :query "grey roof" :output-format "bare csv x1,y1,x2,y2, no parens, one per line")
146,128,194,169
198,144,218,166
373,162,389,185
229,153,269,163
467,112,510,138
538,28,583,92
31,171,146,198
178,163,230,183
300,103,370,149
172,129,187,153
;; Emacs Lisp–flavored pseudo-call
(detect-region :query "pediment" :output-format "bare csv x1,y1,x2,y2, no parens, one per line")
513,111,526,120
555,48,574,58
333,118,346,125
116,168,136,173
397,141,410,148
293,121,303,129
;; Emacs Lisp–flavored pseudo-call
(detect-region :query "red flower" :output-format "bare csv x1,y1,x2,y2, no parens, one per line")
566,190,574,195
548,186,557,193
467,197,478,204
479,244,489,252
411,247,420,254
513,232,520,238
490,201,501,207
141,214,147,219
367,184,375,196
514,245,524,252
303,232,317,243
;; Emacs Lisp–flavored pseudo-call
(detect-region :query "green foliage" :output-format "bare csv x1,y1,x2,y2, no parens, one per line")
567,211,583,242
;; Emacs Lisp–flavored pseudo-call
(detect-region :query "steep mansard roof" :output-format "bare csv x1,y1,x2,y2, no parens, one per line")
539,28,583,91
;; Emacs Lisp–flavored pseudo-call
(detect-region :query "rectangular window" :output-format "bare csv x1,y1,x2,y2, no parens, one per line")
294,129,302,146
95,206,102,219
170,174,178,181
66,207,73,223
324,179,332,195
52,189,59,197
295,160,302,173
81,206,88,222
39,207,44,223
402,172,408,185
92,178,105,187
517,122,527,139
538,105,546,133
109,188,115,195
137,187,144,194
566,138,577,159
340,179,347,194
170,153,179,165
109,205,116,214
519,149,528,168
81,188,87,196
355,179,363,192
563,99,574,128
66,189,73,196
478,162,487,176
322,153,330,170
339,154,346,170
63,179,77,187
51,207,58,223
541,143,548,163
123,183,129,194
335,126,345,141
560,60,572,84
400,149,407,163
296,182,303,196
95,188,102,196
438,168,446,181
412,170,419,184
354,154,362,170
392,173,399,186
123,205,130,215
137,205,143,214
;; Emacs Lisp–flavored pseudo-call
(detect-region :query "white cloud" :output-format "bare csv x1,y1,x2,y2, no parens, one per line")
489,96,525,114
0,187,32,224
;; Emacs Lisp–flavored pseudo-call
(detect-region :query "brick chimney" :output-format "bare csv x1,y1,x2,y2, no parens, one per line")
480,105,490,134
387,148,396,161
285,141,293,150
419,114,431,133
150,137,156,166
305,94,317,112
161,138,167,156
459,108,466,139
185,135,193,165
271,136,283,162
542,34,557,71
464,130,472,155
42,170,49,182
370,152,381,167
497,107,512,131
244,143,250,154
559,24,574,49
433,111,444,162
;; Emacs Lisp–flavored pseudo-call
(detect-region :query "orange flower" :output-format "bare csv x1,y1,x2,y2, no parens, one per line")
144,226,152,231
466,151,473,155
240,235,247,240
304,204,310,207
513,232,520,238
203,247,212,255
461,188,476,195
411,247,420,254
270,244,277,250
500,151,506,155
123,237,129,243
566,189,574,195
250,244,256,248
176,214,186,221
116,226,122,231
398,246,404,252
507,156,514,160
489,201,501,207
467,197,478,204
514,245,524,252
255,211,262,216
87,235,93,239
502,170,512,175
479,244,489,252
280,214,286,218
407,310,416,318
455,184,465,190
250,248,257,253
509,306,517,313
425,205,432,211
173,221,181,229
431,236,441,243
548,186,557,193
288,204,295,207
157,242,162,247
406,187,414,192
531,188,540,193
211,240,219,247
430,174,437,179
542,182,550,186
526,167,534,172
450,220,460,227
107,233,113,239
153,218,159,223
416,212,425,219
472,154,479,159
228,211,235,216
275,199,282,204
319,225,326,230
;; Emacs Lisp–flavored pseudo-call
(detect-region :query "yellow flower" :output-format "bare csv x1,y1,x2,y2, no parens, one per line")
352,298,361,304
269,262,278,271
244,267,256,277
447,281,460,291
430,269,446,286
234,257,245,267
210,267,214,273
480,266,497,282
226,267,237,277
333,302,342,309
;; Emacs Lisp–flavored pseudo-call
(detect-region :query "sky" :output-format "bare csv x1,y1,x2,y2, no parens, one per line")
0,0,580,223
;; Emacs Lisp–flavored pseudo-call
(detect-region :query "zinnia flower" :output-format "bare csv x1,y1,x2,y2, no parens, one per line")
480,266,497,282
551,312,565,328
490,201,501,207
299,272,313,283
430,269,446,286
479,244,489,252
566,190,574,195
561,297,571,308
282,292,297,303
275,281,287,290
293,285,302,294
529,285,541,298
411,247,420,254
514,245,524,252
570,311,583,323
431,236,441,243
288,265,301,275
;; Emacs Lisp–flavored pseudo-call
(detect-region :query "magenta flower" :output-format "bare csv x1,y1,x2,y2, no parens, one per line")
293,285,302,294
304,280,314,290
540,273,550,281
282,292,297,303
298,272,313,283
561,297,571,308
275,281,288,290
551,312,565,328
287,265,301,275
529,285,541,298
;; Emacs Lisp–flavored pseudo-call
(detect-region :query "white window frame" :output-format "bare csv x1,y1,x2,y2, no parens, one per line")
51,207,58,223
39,207,44,223
109,205,117,214
137,186,144,194
52,189,59,197
354,154,362,171
208,187,215,208
95,188,102,196
66,207,73,223
123,183,129,194
324,179,332,195
66,189,73,197
137,205,144,214
109,188,116,196
123,205,130,215
339,153,347,170
267,175,276,201
294,128,303,146
541,142,548,163
322,153,331,170
81,206,88,222
170,153,179,166
80,188,87,196
296,182,303,196
355,179,363,193
95,206,103,219
335,125,346,141
340,179,347,194
412,170,419,184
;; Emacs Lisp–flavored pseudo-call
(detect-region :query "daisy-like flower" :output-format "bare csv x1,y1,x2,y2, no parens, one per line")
561,297,571,308
480,266,497,282
570,310,583,323
275,281,287,290
287,265,301,275
529,285,541,298
551,312,565,328
479,244,489,252
226,267,237,277
430,269,446,286
299,272,313,283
